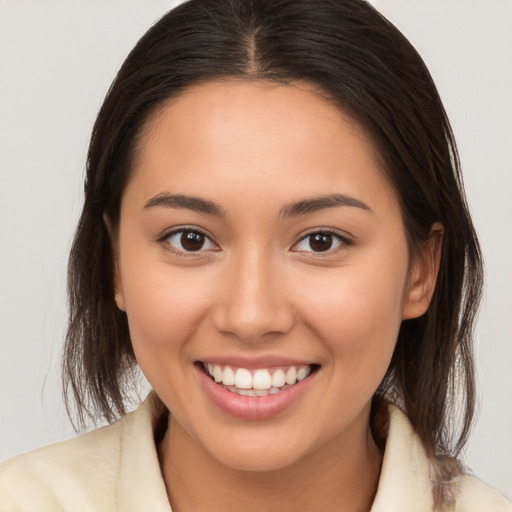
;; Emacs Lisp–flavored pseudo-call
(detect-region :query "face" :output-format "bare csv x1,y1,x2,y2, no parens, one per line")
113,81,437,472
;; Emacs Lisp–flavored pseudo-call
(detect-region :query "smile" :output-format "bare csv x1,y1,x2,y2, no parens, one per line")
197,360,320,420
202,362,317,397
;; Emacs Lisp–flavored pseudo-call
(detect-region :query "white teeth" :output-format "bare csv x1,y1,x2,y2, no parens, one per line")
271,369,286,388
234,368,253,389
297,365,311,382
285,367,297,385
252,369,272,390
204,362,314,394
222,366,235,386
213,364,223,383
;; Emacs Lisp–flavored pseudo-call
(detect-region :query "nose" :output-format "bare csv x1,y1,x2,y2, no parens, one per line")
211,251,295,342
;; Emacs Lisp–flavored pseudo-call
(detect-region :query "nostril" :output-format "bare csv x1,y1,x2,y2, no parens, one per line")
211,310,295,342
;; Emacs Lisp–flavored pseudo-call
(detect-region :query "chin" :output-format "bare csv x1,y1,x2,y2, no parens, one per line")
210,441,306,473
192,421,318,473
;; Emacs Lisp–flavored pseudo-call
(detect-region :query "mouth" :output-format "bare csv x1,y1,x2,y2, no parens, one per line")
199,361,320,397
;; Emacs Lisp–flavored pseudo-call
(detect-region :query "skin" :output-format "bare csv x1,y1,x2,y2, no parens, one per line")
111,81,442,512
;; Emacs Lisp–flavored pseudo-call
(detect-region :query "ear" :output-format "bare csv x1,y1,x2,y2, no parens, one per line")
402,222,444,320
103,213,126,312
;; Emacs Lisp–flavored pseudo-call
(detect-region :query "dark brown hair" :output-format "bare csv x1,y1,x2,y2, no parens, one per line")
63,0,482,503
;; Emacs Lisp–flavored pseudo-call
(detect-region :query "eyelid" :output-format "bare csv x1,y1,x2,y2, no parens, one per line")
290,228,353,253
158,225,220,255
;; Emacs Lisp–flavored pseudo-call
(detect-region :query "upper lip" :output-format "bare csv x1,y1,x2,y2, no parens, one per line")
197,355,317,369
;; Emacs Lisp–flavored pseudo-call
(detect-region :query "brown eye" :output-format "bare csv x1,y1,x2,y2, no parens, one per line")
181,231,205,251
292,231,346,253
166,229,217,253
309,233,333,252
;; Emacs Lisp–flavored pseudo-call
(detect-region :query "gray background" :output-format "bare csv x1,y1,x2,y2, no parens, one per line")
0,0,511,498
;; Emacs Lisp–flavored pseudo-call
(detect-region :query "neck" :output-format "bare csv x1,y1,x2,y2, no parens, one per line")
158,414,383,512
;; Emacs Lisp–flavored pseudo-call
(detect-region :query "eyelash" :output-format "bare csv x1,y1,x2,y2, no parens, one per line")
291,229,352,255
158,227,352,256
159,227,219,256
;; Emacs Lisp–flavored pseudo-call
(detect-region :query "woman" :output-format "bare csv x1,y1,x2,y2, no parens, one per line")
0,0,510,510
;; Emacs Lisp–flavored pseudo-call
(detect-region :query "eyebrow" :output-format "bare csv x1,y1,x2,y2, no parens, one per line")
143,192,372,218
280,194,372,218
143,193,225,217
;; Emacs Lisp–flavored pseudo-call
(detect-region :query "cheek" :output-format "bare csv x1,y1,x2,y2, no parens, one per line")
299,256,408,373
119,254,212,369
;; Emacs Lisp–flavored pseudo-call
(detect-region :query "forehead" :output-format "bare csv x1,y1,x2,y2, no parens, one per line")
126,80,398,215
139,80,369,158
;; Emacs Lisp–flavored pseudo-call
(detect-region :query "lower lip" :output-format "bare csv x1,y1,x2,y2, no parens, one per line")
196,365,316,421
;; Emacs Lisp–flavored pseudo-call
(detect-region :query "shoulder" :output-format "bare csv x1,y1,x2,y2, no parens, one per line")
373,405,512,512
453,473,512,512
0,416,125,512
0,392,168,512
